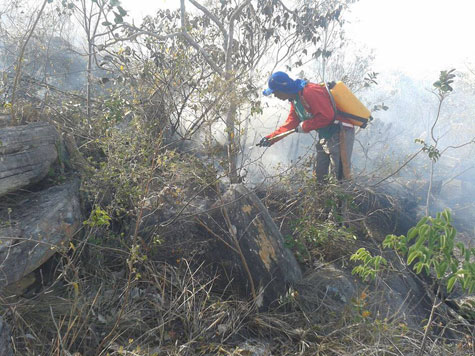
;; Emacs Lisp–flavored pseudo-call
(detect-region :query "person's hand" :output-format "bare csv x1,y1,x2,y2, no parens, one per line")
294,123,306,133
257,137,272,147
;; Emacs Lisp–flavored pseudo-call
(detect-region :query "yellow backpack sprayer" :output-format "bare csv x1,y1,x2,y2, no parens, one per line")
323,81,373,179
324,81,372,128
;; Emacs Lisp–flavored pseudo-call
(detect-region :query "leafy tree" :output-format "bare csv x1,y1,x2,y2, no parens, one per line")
384,210,475,355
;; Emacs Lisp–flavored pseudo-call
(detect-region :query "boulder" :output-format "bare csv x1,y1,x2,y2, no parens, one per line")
296,262,431,328
296,265,357,324
0,180,82,289
0,317,13,356
375,263,431,326
203,184,302,308
0,122,59,197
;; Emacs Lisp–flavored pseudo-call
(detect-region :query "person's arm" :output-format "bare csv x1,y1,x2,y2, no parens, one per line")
265,103,300,144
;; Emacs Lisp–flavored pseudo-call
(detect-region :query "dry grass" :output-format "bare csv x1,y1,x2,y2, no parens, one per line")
1,248,255,355
1,176,473,355
1,245,473,356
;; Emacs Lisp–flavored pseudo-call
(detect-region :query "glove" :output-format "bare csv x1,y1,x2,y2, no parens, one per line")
257,137,272,147
294,123,306,133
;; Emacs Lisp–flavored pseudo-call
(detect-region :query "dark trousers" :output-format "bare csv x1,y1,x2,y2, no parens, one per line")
315,126,354,182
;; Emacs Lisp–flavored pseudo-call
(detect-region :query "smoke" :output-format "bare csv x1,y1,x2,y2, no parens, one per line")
242,66,475,242
357,69,475,238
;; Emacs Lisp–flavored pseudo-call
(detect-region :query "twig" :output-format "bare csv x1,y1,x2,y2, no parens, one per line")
418,285,442,356
370,148,423,187
194,217,238,253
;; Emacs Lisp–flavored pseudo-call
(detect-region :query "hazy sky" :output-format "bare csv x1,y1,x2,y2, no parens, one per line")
121,0,475,78
345,0,475,77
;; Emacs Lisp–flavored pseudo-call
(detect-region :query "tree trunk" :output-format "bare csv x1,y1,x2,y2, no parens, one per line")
226,100,239,183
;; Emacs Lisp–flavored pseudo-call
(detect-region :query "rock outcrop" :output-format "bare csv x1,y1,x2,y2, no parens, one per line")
204,184,302,308
296,261,432,328
0,122,59,196
0,180,82,289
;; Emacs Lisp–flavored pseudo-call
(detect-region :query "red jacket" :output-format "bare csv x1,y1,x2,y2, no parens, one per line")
266,82,352,142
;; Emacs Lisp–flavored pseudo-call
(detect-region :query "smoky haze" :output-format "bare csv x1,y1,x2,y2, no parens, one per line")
2,0,474,243
248,67,475,235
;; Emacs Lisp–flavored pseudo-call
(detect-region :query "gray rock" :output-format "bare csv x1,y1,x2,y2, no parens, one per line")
0,122,59,197
375,264,431,326
296,261,431,327
0,316,13,356
204,184,302,309
0,180,82,289
234,340,272,356
296,265,357,323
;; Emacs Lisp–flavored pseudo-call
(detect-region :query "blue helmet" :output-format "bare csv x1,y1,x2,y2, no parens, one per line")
263,71,306,96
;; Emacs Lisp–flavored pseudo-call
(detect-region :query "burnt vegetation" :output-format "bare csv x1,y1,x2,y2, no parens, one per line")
0,1,474,355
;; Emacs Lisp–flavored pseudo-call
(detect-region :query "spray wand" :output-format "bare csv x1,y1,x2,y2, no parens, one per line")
255,128,296,147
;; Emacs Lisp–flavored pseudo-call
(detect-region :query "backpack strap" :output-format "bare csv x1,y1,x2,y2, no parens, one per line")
323,82,338,121
338,112,372,128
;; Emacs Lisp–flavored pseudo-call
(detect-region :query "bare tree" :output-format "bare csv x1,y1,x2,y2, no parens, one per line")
10,0,50,124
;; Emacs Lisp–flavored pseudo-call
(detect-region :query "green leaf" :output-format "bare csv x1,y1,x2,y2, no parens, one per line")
414,234,427,250
439,262,448,277
447,275,457,292
419,224,430,238
407,251,419,265
450,263,458,273
440,234,446,249
416,216,429,228
407,227,418,240
448,227,456,241
117,6,127,16
414,262,424,274
383,234,397,248
442,209,451,222
114,13,123,24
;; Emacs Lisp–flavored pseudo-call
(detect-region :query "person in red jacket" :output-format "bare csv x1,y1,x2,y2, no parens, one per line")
258,71,355,181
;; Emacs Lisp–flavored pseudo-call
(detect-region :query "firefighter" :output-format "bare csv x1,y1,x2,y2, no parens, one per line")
258,71,355,181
